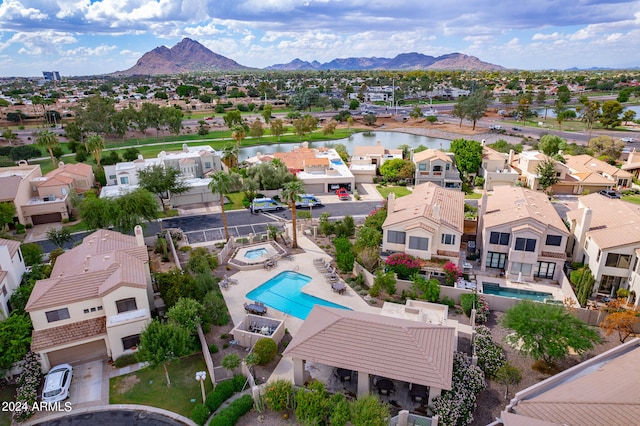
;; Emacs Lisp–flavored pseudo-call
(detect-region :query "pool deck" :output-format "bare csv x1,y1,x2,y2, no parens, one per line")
474,274,566,301
220,233,381,337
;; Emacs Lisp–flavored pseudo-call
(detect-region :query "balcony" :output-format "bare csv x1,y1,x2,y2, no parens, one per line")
107,308,148,327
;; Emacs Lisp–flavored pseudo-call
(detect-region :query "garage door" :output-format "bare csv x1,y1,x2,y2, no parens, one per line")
47,340,107,366
32,212,62,225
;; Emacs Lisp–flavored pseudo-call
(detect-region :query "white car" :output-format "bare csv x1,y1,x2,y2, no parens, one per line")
621,137,635,143
42,364,73,403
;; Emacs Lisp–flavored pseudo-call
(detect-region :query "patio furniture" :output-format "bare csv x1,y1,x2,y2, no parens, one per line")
331,282,346,294
376,378,395,395
244,302,267,316
219,280,229,290
223,274,238,284
335,368,353,382
409,383,429,402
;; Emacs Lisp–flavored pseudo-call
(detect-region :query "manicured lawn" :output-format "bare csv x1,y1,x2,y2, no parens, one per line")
622,194,640,205
224,192,247,211
376,185,412,199
465,191,483,199
109,354,213,417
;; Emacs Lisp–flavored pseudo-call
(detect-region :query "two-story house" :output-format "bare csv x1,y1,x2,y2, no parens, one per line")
566,193,640,298
479,146,519,190
350,142,402,184
382,182,464,264
412,149,462,189
563,154,632,189
0,162,42,225
0,238,26,319
478,186,568,282
25,227,153,371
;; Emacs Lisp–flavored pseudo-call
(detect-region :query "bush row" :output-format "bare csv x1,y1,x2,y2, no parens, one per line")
209,394,254,426
191,375,247,425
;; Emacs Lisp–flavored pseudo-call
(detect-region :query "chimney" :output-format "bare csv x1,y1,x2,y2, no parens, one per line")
387,192,395,213
134,225,145,247
183,143,189,152
508,149,515,166
58,161,65,169
433,204,441,222
579,207,592,242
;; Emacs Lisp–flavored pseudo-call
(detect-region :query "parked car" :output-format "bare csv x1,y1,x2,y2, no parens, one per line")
42,364,73,403
512,126,522,131
295,194,323,208
621,137,635,143
250,198,285,213
598,190,621,199
336,188,350,200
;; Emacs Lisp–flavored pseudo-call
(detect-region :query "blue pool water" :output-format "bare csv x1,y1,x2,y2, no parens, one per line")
330,159,343,165
482,282,553,302
246,271,350,319
244,248,268,259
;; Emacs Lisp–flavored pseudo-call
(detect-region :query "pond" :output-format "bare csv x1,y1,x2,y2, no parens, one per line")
239,131,451,161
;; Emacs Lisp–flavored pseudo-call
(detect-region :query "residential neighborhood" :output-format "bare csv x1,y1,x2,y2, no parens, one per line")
0,69,639,426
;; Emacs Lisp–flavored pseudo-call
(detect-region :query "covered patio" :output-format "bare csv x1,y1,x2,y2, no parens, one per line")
282,306,456,408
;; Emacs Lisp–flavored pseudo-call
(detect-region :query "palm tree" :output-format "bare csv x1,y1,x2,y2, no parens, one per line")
86,134,105,166
1,128,17,146
208,170,232,241
221,143,238,169
36,130,60,168
280,179,305,248
231,124,246,152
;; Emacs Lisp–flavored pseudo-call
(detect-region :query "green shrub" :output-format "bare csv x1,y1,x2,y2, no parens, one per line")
208,344,219,354
179,246,192,252
264,379,295,411
114,353,139,368
205,379,235,412
208,394,254,426
253,338,278,365
295,381,330,425
232,374,247,392
191,403,210,426
440,296,455,308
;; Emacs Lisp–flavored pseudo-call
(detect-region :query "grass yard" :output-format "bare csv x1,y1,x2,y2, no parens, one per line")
622,194,640,205
376,185,412,199
224,192,247,211
109,354,213,417
465,191,482,199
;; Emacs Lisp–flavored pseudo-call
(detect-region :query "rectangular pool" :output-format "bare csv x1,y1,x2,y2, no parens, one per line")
246,271,350,320
482,282,553,302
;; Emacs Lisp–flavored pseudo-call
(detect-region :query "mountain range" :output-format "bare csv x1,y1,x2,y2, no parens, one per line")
115,38,504,75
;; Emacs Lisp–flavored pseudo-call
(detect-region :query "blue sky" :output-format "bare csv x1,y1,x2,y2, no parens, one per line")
0,0,638,77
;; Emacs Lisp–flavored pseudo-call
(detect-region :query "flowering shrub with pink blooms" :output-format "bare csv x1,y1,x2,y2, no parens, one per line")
13,351,42,421
443,261,462,286
433,352,486,426
474,325,506,378
385,253,421,279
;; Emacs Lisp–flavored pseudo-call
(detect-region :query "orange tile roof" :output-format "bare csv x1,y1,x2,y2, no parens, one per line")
413,149,452,163
304,158,330,167
273,148,318,170
31,317,106,351
283,306,455,389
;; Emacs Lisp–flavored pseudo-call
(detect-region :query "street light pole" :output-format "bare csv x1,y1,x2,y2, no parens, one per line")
195,371,207,404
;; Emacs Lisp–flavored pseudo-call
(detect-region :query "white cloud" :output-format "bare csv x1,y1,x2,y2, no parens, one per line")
532,32,561,41
0,0,47,20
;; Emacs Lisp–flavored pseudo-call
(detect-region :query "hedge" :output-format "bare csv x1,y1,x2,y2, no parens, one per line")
208,394,254,426
191,403,210,426
205,379,235,412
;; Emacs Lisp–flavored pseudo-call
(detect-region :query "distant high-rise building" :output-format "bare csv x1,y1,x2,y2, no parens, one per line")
42,71,60,81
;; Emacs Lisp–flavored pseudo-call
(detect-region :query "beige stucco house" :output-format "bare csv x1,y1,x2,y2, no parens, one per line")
412,149,462,189
566,193,640,299
480,146,519,190
349,142,402,184
478,186,568,282
0,163,42,225
382,182,464,264
25,227,152,371
0,238,26,319
563,154,632,190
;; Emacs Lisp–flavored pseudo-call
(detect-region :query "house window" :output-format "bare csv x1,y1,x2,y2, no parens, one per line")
109,175,116,180
486,252,507,269
205,162,211,169
634,257,639,273
445,163,450,171
489,232,510,245
433,165,442,172
418,163,426,171
387,231,406,244
1,285,6,296
409,236,429,251
122,334,141,350
116,298,138,313
46,308,70,323
17,249,22,263
515,238,536,252
605,253,631,269
545,235,562,246
511,262,532,275
441,234,456,245
83,308,89,314
535,262,556,279
585,239,589,250
120,176,129,185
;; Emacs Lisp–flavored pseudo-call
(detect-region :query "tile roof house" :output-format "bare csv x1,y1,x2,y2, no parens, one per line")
349,141,403,183
0,238,26,320
566,193,640,300
478,186,568,282
274,143,355,194
0,163,42,225
382,182,464,263
282,306,455,403
25,227,152,371
499,338,640,426
479,146,519,190
563,154,632,189
412,149,462,189
621,148,640,178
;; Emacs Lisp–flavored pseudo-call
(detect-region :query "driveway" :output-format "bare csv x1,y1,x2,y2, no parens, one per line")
68,359,108,407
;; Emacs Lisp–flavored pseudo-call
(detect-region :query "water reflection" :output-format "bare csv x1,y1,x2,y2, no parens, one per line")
239,131,451,161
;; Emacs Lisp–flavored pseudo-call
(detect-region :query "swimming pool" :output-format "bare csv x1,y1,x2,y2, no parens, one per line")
246,271,350,319
482,282,553,302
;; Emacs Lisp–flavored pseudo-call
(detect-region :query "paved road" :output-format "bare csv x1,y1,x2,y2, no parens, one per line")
35,409,186,426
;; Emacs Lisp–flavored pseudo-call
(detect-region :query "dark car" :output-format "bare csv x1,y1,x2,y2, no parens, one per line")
598,190,621,199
